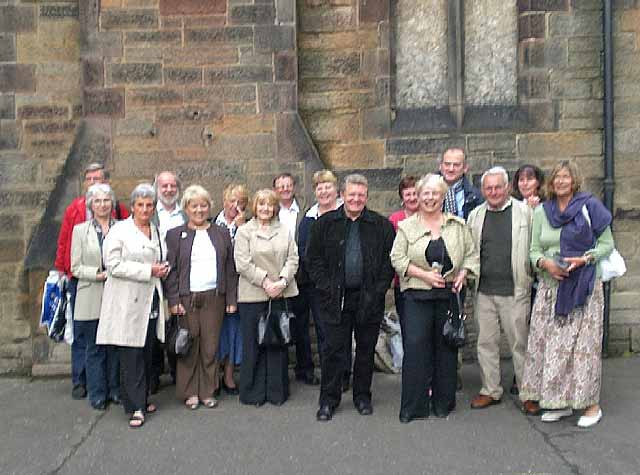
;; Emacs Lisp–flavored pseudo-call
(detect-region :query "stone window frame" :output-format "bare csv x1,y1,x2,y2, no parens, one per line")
389,0,555,135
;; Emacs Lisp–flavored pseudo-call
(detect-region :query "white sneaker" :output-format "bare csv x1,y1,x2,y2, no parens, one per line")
540,408,573,422
577,409,602,428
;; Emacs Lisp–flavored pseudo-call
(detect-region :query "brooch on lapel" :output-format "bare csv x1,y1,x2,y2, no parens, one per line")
181,231,187,239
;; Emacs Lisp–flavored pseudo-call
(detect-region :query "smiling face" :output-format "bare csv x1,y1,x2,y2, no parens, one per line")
83,169,105,192
274,176,295,206
439,149,468,185
552,167,574,199
342,183,368,219
90,192,113,220
401,186,419,214
186,197,210,227
256,198,275,223
315,181,338,209
482,174,510,210
156,172,179,208
132,197,155,225
517,173,540,200
418,184,445,215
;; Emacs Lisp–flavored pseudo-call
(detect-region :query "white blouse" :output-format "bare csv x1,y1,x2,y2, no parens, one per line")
189,230,217,292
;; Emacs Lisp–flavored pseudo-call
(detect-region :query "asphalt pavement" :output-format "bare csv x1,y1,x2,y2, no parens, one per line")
1,356,638,475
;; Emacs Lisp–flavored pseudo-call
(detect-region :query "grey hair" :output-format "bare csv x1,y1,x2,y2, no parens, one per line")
416,173,449,196
84,162,105,177
341,173,368,192
153,171,182,195
130,183,156,208
181,184,213,211
480,166,509,187
85,183,115,210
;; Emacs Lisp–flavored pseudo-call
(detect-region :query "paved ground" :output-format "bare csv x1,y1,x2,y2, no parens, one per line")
2,356,639,475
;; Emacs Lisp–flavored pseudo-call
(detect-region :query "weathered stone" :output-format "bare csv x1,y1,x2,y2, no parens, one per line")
0,65,36,93
101,9,158,30
18,20,80,63
275,52,296,81
183,15,226,28
517,132,602,157
125,30,181,46
164,68,203,85
320,142,385,169
0,34,16,62
230,5,275,25
0,95,15,120
157,125,204,149
113,150,176,177
258,83,295,112
468,134,516,152
549,11,601,37
302,112,359,142
160,0,226,15
298,30,378,51
386,137,466,155
519,0,568,11
115,118,155,137
18,105,68,120
205,66,272,84
39,5,79,19
362,107,390,140
276,0,295,24
82,59,104,88
185,85,256,103
206,133,275,160
300,90,375,111
0,121,19,150
0,6,36,33
224,103,257,115
24,121,76,134
0,240,25,263
107,63,162,85
0,191,47,209
254,25,295,51
298,6,354,33
519,13,546,39
359,0,388,23
127,88,183,107
83,88,125,117
213,114,274,135
299,51,360,78
239,47,272,66
81,31,123,58
185,27,253,45
163,47,239,66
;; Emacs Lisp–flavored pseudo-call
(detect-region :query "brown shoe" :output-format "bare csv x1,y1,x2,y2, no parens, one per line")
522,400,541,416
470,394,501,409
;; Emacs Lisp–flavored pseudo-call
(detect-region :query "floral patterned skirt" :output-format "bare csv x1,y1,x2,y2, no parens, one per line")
519,279,604,410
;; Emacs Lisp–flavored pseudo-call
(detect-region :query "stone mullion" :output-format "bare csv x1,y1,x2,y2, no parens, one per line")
447,0,465,128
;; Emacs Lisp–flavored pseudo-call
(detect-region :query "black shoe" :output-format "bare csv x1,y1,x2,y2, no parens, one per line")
301,373,320,386
91,400,106,411
222,379,239,395
510,376,519,395
316,405,333,422
72,385,87,400
109,395,121,405
433,405,449,418
399,412,428,424
342,376,351,393
355,399,373,416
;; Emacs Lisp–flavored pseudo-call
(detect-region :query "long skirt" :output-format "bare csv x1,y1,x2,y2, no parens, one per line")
519,279,604,410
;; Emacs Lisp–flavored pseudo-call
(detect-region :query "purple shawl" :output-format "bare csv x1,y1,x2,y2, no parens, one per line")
543,192,611,319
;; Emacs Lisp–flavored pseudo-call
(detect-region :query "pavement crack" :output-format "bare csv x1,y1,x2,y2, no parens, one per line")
47,411,106,475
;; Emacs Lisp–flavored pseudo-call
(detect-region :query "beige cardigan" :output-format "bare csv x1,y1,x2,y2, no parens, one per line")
70,221,105,321
390,213,479,292
96,217,166,347
234,218,299,303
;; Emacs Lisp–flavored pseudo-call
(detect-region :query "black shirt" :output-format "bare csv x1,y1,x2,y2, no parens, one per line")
344,217,363,289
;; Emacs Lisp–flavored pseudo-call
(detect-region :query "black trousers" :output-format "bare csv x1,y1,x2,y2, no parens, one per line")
401,294,457,417
319,289,381,408
290,292,314,378
119,321,154,414
239,301,289,405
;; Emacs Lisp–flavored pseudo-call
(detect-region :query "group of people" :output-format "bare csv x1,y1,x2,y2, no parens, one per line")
56,147,615,430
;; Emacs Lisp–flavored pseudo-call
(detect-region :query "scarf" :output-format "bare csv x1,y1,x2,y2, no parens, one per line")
542,192,611,321
444,179,463,216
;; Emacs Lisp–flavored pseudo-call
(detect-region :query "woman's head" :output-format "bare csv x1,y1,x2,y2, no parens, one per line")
252,189,279,223
182,185,212,226
313,169,338,208
416,174,448,215
398,176,418,213
513,164,545,201
130,183,156,223
222,184,249,219
86,183,114,220
547,161,581,200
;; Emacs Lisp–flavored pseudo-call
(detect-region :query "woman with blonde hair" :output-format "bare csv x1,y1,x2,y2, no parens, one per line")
164,185,237,409
234,189,299,406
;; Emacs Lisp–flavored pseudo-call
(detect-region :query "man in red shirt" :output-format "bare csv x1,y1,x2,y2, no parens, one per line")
55,163,129,399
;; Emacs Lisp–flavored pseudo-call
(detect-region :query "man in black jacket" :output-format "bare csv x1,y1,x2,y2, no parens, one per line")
307,174,395,421
439,147,483,220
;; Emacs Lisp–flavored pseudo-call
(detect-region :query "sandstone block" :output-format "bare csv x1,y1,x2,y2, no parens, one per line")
276,0,295,24
549,11,601,37
303,111,359,142
115,118,155,137
101,9,158,30
163,47,239,67
299,51,360,78
213,114,274,135
107,63,162,85
0,6,36,33
275,52,296,81
127,88,183,107
18,20,80,63
0,240,25,263
157,125,204,149
0,95,15,120
160,0,226,15
125,30,181,46
24,120,75,134
0,191,47,209
83,88,125,117
359,0,388,23
320,142,385,169
258,83,295,112
519,1,568,12
299,30,377,51
185,26,253,45
298,7,354,33
230,5,275,25
386,137,466,156
0,121,19,150
468,134,517,152
517,132,602,157
254,25,295,51
39,5,79,19
164,67,203,85
519,13,545,40
18,105,68,120
207,133,275,161
183,15,226,28
631,326,640,353
275,112,319,161
0,65,36,93
362,107,390,140
205,66,272,84
185,85,256,103
300,90,375,111
0,34,16,62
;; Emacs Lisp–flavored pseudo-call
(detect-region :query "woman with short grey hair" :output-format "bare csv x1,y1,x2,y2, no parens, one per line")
97,183,169,428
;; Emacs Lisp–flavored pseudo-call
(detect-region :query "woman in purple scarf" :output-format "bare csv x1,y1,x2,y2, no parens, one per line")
519,162,614,428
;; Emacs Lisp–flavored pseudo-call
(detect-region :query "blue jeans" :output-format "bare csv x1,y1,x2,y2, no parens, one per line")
75,320,120,404
69,278,86,388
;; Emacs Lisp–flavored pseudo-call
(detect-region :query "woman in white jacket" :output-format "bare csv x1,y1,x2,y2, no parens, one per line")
97,183,169,428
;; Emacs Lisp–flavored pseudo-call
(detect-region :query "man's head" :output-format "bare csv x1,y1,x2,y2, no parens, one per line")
83,163,105,192
439,148,468,186
154,171,181,209
341,174,368,219
481,166,510,210
273,173,296,206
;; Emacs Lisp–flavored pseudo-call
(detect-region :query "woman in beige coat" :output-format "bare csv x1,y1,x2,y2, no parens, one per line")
71,183,120,411
96,183,169,428
234,189,299,406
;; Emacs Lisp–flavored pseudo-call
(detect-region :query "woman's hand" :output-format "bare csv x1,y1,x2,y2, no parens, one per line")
226,305,237,313
452,269,467,293
540,258,569,281
422,269,446,288
526,195,541,208
170,303,186,315
96,271,107,281
564,256,588,273
262,277,285,299
151,262,170,278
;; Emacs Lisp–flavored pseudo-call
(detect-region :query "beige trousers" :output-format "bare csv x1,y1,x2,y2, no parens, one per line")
475,291,530,399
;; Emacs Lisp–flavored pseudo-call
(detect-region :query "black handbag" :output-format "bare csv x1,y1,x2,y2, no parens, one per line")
443,291,466,348
166,314,193,358
257,299,295,347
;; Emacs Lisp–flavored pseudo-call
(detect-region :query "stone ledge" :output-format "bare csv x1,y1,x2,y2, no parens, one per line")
31,363,71,377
